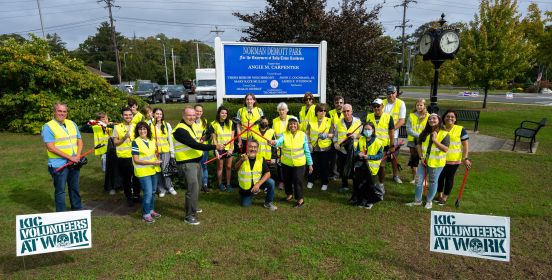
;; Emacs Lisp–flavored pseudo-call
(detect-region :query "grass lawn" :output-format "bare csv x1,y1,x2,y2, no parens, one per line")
403,87,511,95
1,100,551,279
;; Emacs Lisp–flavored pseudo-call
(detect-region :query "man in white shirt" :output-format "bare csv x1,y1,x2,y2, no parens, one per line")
383,85,406,184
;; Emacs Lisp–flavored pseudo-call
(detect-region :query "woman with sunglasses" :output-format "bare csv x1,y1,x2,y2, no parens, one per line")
299,92,317,132
406,113,449,209
306,103,333,191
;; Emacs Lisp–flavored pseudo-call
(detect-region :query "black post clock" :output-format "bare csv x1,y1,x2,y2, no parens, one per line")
418,14,460,113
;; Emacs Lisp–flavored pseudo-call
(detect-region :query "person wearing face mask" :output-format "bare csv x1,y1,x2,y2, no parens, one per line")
333,104,362,192
252,116,277,170
366,98,395,190
236,93,264,154
299,92,317,132
306,103,333,191
351,122,384,209
328,96,345,181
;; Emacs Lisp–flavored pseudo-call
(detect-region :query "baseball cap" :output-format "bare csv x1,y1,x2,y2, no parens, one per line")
386,85,397,94
288,116,299,122
372,98,384,105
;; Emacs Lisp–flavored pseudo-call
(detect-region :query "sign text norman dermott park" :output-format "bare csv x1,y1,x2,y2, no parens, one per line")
215,38,327,107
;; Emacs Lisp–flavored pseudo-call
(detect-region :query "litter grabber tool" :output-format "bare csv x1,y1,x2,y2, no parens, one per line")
55,144,105,172
455,167,470,208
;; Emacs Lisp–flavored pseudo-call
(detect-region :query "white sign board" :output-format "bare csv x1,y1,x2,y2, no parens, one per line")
16,210,92,256
430,211,510,262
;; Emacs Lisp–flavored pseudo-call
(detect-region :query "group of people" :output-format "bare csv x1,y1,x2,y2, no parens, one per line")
41,85,472,225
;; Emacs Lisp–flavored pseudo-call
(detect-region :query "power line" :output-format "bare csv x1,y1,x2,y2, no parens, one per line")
98,0,122,83
394,0,417,88
11,17,106,34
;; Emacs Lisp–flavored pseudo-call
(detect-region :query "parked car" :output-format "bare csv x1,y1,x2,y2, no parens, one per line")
161,84,189,103
134,82,163,103
111,84,132,94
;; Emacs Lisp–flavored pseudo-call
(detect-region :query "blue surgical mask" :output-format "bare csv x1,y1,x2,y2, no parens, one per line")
363,130,372,137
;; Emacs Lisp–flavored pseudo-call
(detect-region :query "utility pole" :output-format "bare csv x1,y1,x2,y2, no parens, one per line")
98,0,122,84
196,42,201,69
36,0,46,39
395,0,416,90
210,26,225,37
171,48,176,85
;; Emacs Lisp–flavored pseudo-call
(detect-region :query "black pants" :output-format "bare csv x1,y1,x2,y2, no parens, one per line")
117,157,140,199
328,145,339,178
352,163,383,203
437,164,460,195
283,164,305,200
104,150,117,191
308,151,330,185
336,151,351,188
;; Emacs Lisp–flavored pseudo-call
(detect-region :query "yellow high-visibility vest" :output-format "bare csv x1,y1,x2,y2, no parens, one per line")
46,119,79,159
408,112,429,142
92,125,110,155
308,117,332,150
131,111,143,125
421,130,448,168
172,123,203,161
238,107,262,136
281,131,307,166
253,129,275,161
133,138,161,177
358,137,384,175
193,119,208,143
211,120,234,149
446,125,464,162
150,122,170,153
299,105,316,131
238,155,264,190
336,117,361,149
366,113,392,147
383,98,405,126
272,116,290,139
114,123,135,158
328,109,343,126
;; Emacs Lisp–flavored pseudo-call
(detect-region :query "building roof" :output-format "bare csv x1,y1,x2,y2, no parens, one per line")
86,66,114,79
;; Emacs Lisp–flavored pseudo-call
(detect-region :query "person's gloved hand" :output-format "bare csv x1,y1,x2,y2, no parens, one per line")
318,133,328,140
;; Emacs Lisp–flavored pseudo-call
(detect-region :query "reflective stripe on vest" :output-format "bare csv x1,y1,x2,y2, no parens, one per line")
272,116,290,139
211,120,233,147
421,130,448,168
92,125,110,155
299,105,316,132
131,112,143,125
193,120,208,143
254,129,275,160
150,122,170,153
446,125,464,162
114,123,135,158
383,98,404,126
358,137,383,175
407,112,428,142
366,113,391,147
309,117,332,150
238,156,264,190
281,131,306,166
239,107,262,138
173,123,203,161
46,119,79,159
328,109,343,126
133,138,161,177
336,117,361,149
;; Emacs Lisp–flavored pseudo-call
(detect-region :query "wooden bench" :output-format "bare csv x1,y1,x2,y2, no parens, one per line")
455,109,481,132
512,118,547,153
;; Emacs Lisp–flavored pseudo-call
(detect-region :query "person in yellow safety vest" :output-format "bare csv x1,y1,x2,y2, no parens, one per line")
406,98,429,184
112,107,140,207
151,108,177,198
333,104,362,192
253,116,277,164
382,85,406,184
273,102,290,190
366,98,395,190
351,122,385,209
211,106,236,192
92,112,116,194
41,102,84,212
234,139,278,210
141,105,153,124
406,113,449,210
299,92,317,132
306,103,334,191
194,104,211,193
270,117,313,208
328,95,345,180
436,110,472,206
128,99,144,125
131,122,162,224
173,106,224,225
236,93,263,153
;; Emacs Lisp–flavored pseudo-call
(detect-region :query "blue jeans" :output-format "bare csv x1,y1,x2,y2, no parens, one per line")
139,174,158,215
241,178,275,206
415,165,444,203
200,151,209,186
48,166,82,212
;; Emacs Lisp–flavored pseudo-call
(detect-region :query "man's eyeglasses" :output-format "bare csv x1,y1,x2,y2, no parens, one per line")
372,105,381,108
343,110,351,112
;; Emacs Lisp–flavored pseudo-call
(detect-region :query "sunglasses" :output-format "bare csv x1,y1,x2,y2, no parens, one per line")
318,110,326,112
372,105,381,108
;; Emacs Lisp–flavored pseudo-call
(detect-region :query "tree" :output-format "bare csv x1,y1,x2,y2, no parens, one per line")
234,0,394,108
46,33,67,54
0,34,27,45
456,0,534,108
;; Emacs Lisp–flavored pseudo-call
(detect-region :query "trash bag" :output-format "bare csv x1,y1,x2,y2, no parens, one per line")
163,157,179,176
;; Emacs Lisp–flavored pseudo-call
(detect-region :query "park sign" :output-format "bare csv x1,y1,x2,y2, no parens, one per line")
214,37,327,107
430,211,510,262
16,210,92,256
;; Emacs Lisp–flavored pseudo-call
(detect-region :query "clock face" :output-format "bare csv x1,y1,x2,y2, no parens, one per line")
439,31,460,54
419,33,432,55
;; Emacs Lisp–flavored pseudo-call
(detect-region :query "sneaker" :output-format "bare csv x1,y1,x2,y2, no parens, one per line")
263,202,278,211
226,185,234,192
293,201,304,208
393,176,403,184
184,216,200,225
321,185,328,191
159,192,166,198
218,183,226,191
405,201,423,206
307,182,314,189
364,203,374,209
438,199,446,206
196,208,203,214
143,215,155,224
168,188,177,195
150,211,161,219
338,187,349,193
425,202,433,209
201,184,210,193
409,179,416,184
358,200,368,208
109,189,116,195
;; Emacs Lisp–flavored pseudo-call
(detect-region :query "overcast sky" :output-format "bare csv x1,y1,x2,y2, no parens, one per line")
1,0,550,50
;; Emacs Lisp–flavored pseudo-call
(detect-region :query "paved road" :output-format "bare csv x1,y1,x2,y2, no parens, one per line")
401,91,552,106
